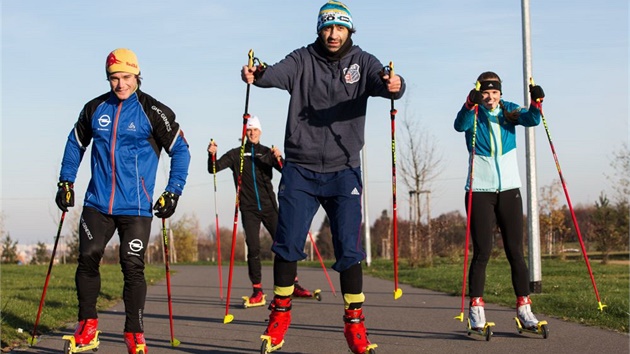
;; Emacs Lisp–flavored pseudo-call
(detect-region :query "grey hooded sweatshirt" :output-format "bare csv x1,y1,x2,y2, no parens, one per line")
254,41,406,173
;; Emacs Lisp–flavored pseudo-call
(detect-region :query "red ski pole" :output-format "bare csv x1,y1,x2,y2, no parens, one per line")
224,49,254,324
386,62,402,300
308,231,337,297
161,217,181,347
211,139,224,302
29,211,66,346
273,147,337,296
454,81,480,322
532,77,606,312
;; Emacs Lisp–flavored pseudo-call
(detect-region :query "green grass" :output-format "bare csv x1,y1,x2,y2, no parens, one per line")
1,264,164,350
364,257,629,333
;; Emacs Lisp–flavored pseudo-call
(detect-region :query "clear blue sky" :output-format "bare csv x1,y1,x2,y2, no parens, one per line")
1,1,627,245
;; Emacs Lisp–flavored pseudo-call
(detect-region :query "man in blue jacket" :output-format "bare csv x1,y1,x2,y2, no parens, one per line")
241,2,405,353
55,48,190,354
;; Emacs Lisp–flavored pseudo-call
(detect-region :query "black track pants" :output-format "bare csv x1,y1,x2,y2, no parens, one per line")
465,189,530,298
76,207,151,333
241,207,278,285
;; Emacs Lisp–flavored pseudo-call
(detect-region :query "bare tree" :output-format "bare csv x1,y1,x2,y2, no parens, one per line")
606,143,630,203
170,214,201,262
539,180,569,256
398,111,443,267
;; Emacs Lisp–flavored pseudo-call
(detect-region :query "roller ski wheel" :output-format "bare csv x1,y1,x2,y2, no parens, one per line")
260,335,284,353
243,293,267,308
514,317,549,339
132,344,147,354
62,331,101,353
466,319,494,341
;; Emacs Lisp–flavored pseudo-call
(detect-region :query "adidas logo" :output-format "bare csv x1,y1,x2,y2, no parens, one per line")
351,188,360,195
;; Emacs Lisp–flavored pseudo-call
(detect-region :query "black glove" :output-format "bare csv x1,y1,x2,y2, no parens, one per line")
153,191,179,218
466,89,483,108
55,181,74,212
529,84,545,102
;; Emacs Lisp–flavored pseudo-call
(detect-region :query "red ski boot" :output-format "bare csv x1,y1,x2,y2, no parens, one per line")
74,318,99,345
243,283,267,308
292,282,312,297
292,282,322,301
124,332,148,354
61,318,100,352
260,297,292,353
343,308,377,354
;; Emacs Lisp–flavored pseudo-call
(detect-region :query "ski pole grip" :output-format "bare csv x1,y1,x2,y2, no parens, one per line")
529,77,541,103
248,49,254,69
388,61,394,77
475,80,481,91
271,145,283,166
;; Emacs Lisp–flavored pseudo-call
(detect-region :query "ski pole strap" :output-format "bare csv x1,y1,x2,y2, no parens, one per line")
253,57,267,70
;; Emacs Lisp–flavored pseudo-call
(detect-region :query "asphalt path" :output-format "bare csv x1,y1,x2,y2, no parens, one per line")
23,264,628,353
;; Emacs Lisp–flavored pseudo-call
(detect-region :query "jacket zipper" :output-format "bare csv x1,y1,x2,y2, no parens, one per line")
108,101,122,214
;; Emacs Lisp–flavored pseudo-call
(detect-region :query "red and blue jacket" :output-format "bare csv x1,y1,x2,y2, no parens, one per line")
59,90,190,217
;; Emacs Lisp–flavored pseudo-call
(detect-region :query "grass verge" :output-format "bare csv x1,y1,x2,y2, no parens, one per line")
363,257,629,333
1,264,164,350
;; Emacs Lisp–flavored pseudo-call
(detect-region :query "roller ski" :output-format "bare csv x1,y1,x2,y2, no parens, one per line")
124,332,148,354
291,282,322,301
62,319,101,353
243,287,267,309
466,297,494,341
260,296,292,354
514,296,549,339
344,308,377,354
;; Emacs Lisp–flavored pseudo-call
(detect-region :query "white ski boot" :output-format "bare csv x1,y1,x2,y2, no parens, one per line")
466,297,494,341
514,296,549,338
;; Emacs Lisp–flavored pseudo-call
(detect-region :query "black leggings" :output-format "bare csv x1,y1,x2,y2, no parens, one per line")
76,207,151,333
241,207,278,285
465,189,530,298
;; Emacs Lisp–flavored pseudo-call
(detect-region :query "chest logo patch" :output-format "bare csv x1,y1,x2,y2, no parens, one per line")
98,115,111,127
343,63,360,84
